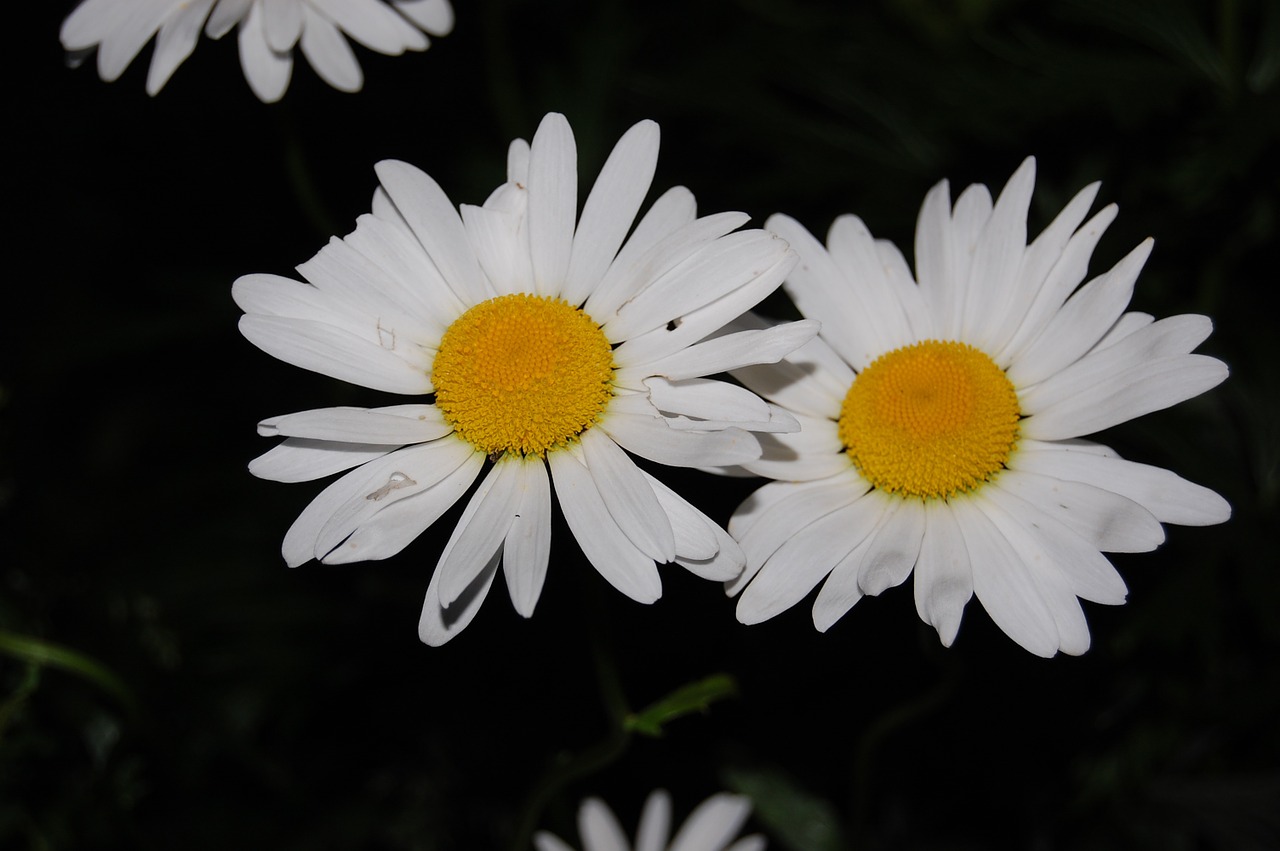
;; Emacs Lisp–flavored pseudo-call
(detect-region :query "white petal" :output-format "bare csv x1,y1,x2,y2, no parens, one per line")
952,497,1059,657
733,470,869,583
986,180,1101,357
258,405,449,443
339,213,463,336
609,252,796,370
527,113,577,297
311,0,427,53
913,179,960,335
312,439,479,562
147,0,215,94
619,320,820,384
1011,441,1231,526
1018,314,1215,414
736,494,883,624
238,314,432,394
562,120,661,306
262,0,303,51
975,491,1094,655
374,160,492,305
392,0,455,34
502,457,553,618
592,211,749,329
585,186,700,320
962,157,1035,349
935,182,993,339
324,452,485,563
739,416,850,482
824,214,915,351
298,4,362,92
643,474,738,578
636,790,673,851
600,409,762,468
549,450,662,603
732,328,851,422
809,533,870,633
418,548,499,646
669,794,752,851
205,0,251,38
581,428,676,562
579,798,630,851
1094,311,1155,351
645,378,772,427
768,213,899,371
856,493,926,596
993,468,1164,552
1021,354,1227,441
876,237,934,340
982,482,1128,605
532,834,575,851
913,499,973,646
607,230,792,342
460,203,533,296
280,438,475,566
996,204,1119,367
436,458,524,606
249,438,393,483
1006,238,1151,388
237,3,292,102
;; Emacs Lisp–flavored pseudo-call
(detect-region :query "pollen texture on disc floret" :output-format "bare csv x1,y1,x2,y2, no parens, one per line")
432,294,616,458
838,339,1021,499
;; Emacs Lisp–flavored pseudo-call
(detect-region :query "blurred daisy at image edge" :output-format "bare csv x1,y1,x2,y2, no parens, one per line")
234,112,814,645
60,0,454,102
536,789,765,851
726,157,1230,657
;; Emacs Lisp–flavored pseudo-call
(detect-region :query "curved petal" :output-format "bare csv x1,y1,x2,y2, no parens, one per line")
549,450,661,603
436,458,524,606
912,499,973,646
527,113,577,297
562,119,660,306
502,457,553,618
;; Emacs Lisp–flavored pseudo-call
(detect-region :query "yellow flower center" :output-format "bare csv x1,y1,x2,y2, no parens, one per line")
432,294,615,458
838,340,1020,499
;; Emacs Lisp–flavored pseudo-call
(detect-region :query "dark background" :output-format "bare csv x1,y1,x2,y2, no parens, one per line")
4,1,1278,848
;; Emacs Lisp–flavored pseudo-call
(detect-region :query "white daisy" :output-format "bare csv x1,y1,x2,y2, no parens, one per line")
535,789,765,851
233,113,813,645
60,0,454,102
727,157,1231,657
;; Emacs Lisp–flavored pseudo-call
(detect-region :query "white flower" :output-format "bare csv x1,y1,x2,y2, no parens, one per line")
60,0,454,102
234,113,812,645
727,157,1231,657
535,789,765,851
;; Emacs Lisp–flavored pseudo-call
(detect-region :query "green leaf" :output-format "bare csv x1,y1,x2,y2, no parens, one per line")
723,765,849,851
0,630,135,713
623,673,738,737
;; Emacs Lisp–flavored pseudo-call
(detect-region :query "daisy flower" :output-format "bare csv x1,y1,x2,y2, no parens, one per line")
60,0,454,102
233,113,812,645
535,789,765,851
727,158,1230,657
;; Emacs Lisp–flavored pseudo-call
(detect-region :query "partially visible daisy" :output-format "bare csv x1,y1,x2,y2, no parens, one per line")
727,158,1230,657
234,113,812,645
535,789,765,851
60,0,454,102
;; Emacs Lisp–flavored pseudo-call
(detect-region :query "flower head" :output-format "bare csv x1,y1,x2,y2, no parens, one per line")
535,789,765,851
234,113,811,645
728,158,1230,657
60,0,454,102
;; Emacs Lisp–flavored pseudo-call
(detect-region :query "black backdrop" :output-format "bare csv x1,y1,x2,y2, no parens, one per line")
4,1,1278,849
